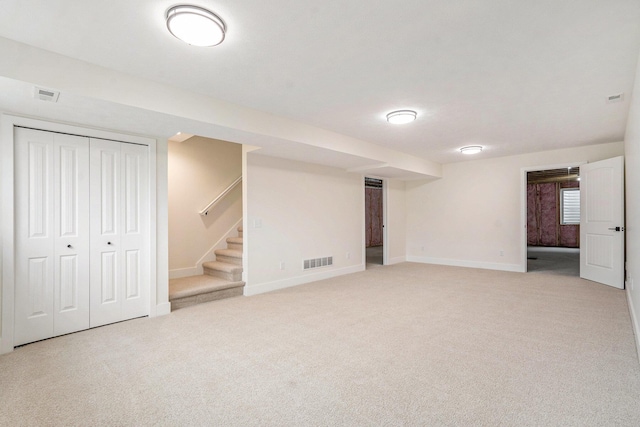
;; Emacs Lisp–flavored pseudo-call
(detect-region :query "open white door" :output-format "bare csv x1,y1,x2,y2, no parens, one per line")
580,156,624,288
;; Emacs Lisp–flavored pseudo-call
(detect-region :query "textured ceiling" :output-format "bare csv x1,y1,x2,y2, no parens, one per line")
1,0,639,164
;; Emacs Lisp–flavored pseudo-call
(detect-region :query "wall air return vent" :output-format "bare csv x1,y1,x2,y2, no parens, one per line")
607,93,624,103
34,87,60,103
303,256,333,270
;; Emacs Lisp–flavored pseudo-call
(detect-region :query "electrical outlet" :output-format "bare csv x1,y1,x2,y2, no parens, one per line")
346,251,351,259
421,246,425,251
499,249,504,257
253,218,262,228
279,261,285,270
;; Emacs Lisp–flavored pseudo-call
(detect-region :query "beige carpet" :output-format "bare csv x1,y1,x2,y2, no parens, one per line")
1,263,639,426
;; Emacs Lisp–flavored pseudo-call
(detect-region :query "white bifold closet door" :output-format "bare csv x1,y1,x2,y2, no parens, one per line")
14,128,150,346
14,128,90,346
89,139,149,328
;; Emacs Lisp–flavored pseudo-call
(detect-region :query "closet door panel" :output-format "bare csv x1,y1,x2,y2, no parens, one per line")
100,251,118,303
125,250,140,299
27,141,50,239
120,143,149,319
59,255,78,310
90,139,123,327
15,129,90,344
15,129,55,345
53,136,90,336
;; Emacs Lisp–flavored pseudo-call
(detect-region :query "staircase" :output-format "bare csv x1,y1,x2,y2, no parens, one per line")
169,226,244,310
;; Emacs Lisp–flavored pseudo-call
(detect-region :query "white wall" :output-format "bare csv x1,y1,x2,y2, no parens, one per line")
406,142,624,271
168,136,242,277
244,153,365,295
385,179,407,264
624,49,640,358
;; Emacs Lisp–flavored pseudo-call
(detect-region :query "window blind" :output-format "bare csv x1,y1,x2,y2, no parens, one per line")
561,188,580,225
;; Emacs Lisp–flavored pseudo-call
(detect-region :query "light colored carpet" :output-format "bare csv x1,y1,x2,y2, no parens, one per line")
1,263,639,426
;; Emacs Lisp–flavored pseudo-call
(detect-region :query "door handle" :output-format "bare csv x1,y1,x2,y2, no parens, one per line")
608,227,624,231
67,244,72,248
107,241,113,245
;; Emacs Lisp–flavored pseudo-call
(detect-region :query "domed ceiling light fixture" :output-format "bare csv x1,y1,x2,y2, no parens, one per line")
166,5,226,47
386,110,417,124
459,145,483,155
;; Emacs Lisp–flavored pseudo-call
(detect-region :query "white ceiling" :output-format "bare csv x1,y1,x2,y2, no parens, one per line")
1,0,639,165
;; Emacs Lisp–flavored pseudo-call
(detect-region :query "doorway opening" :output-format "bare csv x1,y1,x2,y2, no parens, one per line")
365,177,384,267
526,167,580,276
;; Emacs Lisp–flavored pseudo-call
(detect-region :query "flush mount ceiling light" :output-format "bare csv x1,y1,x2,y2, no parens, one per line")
459,145,483,155
166,5,226,47
386,110,417,124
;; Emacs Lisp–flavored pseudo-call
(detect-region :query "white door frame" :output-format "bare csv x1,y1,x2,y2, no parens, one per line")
1,115,158,354
520,161,585,273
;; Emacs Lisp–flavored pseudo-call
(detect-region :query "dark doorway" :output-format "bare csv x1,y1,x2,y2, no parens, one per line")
365,177,383,266
526,167,580,276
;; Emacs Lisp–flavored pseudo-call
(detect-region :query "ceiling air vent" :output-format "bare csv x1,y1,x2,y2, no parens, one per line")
34,87,60,102
607,93,624,104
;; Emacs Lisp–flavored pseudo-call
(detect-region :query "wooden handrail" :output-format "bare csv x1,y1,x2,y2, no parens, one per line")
199,176,242,216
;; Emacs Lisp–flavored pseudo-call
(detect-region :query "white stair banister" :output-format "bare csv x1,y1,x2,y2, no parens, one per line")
199,176,242,216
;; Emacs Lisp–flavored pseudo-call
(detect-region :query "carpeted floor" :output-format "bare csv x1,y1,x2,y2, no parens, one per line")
1,263,639,426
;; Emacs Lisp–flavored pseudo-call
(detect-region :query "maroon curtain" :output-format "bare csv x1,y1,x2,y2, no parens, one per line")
527,181,579,247
365,187,383,247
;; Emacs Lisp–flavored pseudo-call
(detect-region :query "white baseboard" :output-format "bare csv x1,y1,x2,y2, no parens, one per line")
386,256,406,265
155,302,172,317
0,337,12,355
244,264,365,296
627,287,640,364
406,256,522,273
169,267,199,280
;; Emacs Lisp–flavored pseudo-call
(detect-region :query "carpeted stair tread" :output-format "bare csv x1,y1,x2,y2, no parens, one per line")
226,237,243,244
169,275,244,300
237,225,243,232
215,248,243,258
202,261,242,273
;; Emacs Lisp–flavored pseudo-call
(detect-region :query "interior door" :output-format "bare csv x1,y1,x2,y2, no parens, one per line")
120,142,150,320
14,128,90,346
90,139,149,327
580,156,625,288
90,138,120,327
53,132,91,336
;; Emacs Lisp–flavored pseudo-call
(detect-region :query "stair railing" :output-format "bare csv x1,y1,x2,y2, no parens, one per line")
199,176,242,216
